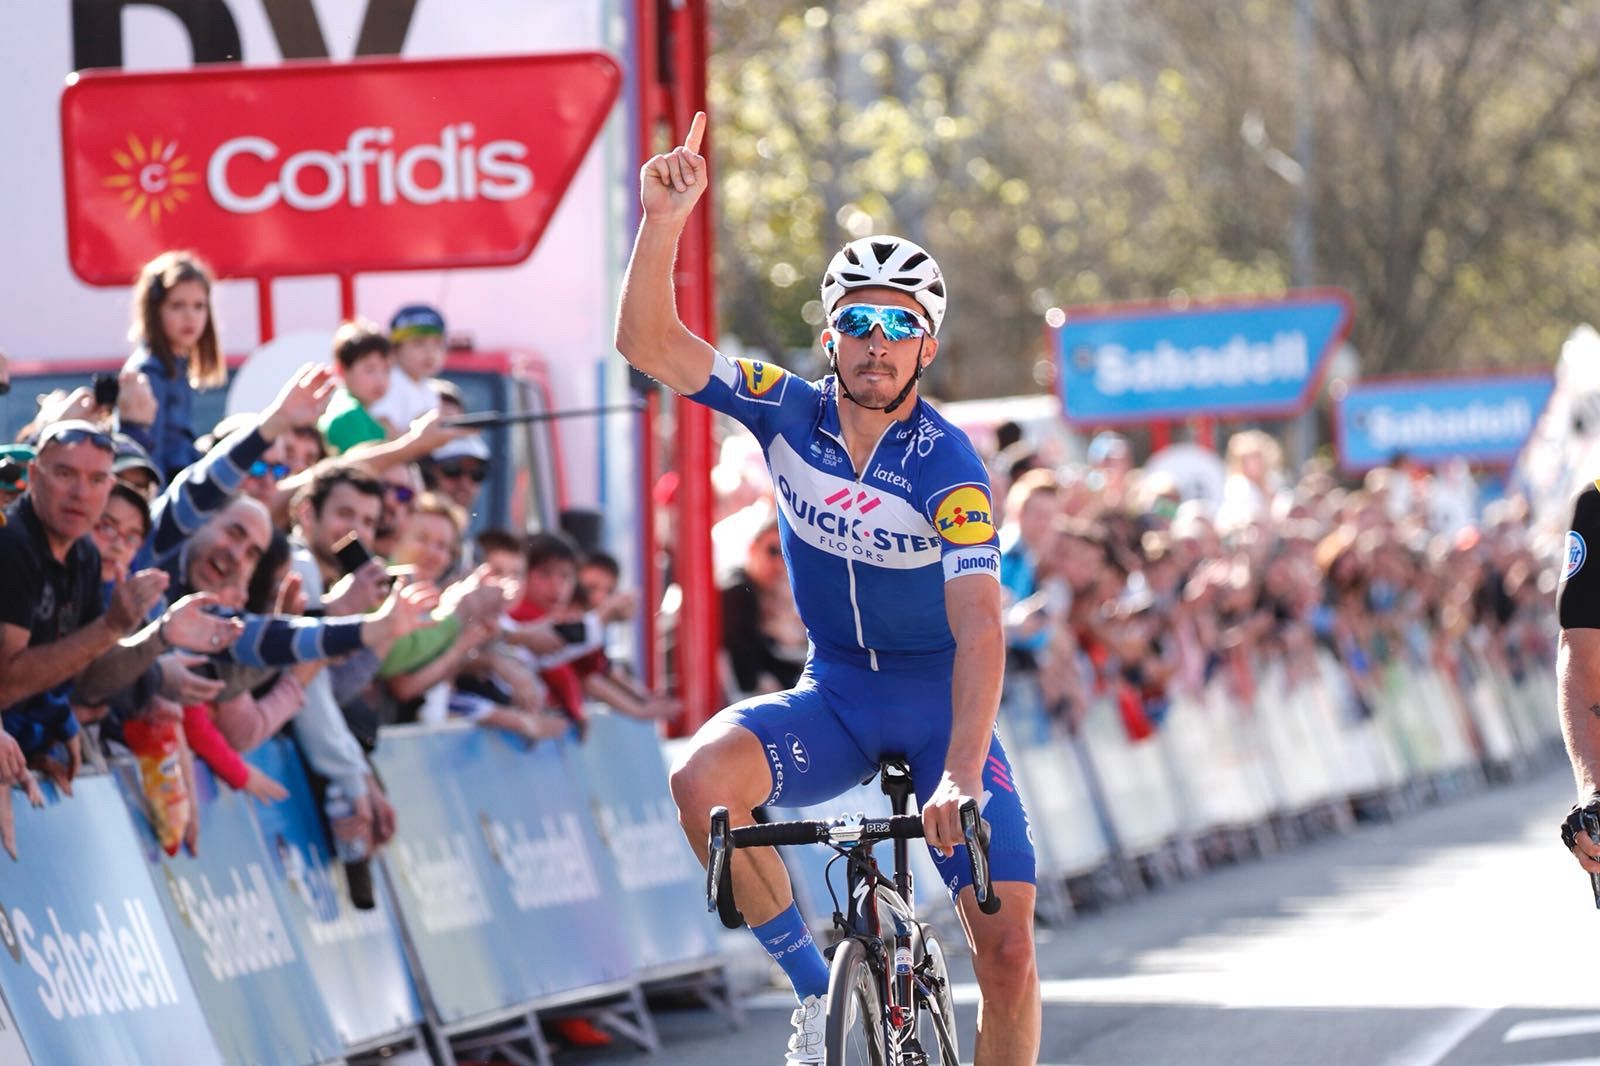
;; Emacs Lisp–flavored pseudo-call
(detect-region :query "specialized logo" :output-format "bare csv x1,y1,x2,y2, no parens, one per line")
785,733,810,773
933,485,996,546
737,358,786,397
103,135,200,222
1566,530,1587,581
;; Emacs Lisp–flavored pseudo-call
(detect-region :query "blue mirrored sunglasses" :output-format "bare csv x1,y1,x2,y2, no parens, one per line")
831,303,930,342
248,460,291,480
39,424,115,453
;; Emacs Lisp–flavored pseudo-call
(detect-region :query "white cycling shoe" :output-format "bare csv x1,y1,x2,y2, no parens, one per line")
785,993,826,1064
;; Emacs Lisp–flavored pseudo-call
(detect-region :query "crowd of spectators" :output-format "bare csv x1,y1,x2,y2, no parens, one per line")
709,411,1556,763
0,248,675,874
990,426,1554,749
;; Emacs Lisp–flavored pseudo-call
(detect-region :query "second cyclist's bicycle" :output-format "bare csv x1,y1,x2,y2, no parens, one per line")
706,757,999,1066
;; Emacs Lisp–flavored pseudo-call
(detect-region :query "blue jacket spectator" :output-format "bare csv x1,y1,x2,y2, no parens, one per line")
121,251,227,481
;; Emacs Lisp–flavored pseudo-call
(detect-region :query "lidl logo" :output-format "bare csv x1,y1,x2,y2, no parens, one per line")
737,358,786,397
934,485,996,546
102,135,200,223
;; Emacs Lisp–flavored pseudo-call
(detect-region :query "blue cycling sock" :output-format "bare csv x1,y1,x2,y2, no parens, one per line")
751,902,829,1001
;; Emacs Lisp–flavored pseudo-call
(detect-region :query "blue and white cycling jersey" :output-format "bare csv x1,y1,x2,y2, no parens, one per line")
691,352,1001,670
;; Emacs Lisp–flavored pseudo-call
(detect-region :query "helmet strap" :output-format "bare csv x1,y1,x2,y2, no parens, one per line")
832,335,925,415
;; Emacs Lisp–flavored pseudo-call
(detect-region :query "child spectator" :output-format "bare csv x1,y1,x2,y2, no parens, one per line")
576,550,621,609
88,480,151,590
122,251,227,481
368,304,446,433
318,320,392,455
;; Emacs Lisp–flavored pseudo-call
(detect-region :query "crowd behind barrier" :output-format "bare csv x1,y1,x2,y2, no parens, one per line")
0,244,1573,1062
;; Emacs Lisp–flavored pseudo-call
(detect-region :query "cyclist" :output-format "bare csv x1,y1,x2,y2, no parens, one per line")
617,112,1040,1066
1558,481,1600,870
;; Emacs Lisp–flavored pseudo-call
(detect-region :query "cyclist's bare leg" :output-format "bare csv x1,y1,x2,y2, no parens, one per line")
954,880,1041,1066
669,718,796,925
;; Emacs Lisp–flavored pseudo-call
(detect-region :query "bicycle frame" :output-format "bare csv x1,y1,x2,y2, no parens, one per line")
828,760,945,1061
706,760,994,1064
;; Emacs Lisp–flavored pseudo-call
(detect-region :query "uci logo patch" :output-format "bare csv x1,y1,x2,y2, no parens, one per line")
1566,530,1588,581
736,358,785,397
785,733,810,773
934,485,996,546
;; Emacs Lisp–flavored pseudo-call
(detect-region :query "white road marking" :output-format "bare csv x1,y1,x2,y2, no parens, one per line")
1378,1007,1493,1066
1504,1015,1600,1043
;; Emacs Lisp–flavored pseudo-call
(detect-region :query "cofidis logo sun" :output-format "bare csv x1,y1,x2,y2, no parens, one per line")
101,135,200,223
933,485,995,545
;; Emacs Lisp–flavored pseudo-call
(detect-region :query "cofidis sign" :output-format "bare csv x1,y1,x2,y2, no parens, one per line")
1052,289,1353,425
60,52,621,283
1334,371,1554,471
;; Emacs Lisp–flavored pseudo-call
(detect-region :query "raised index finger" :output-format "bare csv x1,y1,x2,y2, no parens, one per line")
684,111,706,154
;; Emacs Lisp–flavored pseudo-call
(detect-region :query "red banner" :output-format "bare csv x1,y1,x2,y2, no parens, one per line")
61,53,622,284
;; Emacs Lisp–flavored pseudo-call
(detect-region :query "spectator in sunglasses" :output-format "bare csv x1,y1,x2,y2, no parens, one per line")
0,421,171,789
423,434,490,517
0,444,34,510
374,461,423,558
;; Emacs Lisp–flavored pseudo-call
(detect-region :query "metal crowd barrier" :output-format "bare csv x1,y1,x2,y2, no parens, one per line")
0,710,725,1066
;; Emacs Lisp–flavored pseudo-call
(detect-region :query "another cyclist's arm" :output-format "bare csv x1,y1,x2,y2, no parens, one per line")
1557,485,1600,871
924,572,1006,855
615,111,715,396
1558,628,1600,797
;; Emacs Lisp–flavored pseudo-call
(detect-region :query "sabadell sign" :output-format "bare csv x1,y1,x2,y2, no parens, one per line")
60,52,621,283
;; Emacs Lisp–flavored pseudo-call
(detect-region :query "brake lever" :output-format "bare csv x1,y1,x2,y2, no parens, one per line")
959,800,1001,915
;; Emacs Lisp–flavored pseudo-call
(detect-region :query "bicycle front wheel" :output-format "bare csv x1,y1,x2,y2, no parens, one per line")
917,927,960,1066
825,937,887,1066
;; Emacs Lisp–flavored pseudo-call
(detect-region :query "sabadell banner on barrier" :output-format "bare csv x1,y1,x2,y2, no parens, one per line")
59,52,622,283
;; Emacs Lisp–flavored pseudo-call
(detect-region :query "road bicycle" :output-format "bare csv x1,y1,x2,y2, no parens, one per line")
706,757,999,1065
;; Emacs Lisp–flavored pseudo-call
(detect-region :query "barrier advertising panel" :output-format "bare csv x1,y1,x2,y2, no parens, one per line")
372,726,524,1025
376,724,634,1022
247,738,424,1048
1052,289,1353,424
0,778,224,1066
112,763,345,1066
1333,372,1554,471
572,711,719,973
61,52,623,282
455,729,636,1000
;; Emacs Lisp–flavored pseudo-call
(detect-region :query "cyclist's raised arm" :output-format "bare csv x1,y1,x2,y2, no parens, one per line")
615,110,716,397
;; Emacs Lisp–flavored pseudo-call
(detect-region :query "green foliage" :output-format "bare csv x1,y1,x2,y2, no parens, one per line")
708,0,1600,395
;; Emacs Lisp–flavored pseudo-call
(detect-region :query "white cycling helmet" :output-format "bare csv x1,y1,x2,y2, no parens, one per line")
820,235,947,336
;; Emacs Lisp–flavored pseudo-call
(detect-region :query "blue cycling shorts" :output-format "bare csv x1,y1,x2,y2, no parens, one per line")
720,655,1036,896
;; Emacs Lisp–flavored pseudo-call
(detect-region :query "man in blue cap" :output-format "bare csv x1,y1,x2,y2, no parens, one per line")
370,303,446,434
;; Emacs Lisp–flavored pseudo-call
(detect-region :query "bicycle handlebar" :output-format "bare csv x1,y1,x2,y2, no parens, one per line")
730,814,926,847
706,799,1001,919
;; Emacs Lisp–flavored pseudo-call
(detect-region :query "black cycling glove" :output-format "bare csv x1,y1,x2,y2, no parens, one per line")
1559,791,1600,852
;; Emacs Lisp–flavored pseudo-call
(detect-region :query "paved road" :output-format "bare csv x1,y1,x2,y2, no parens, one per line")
570,763,1600,1065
